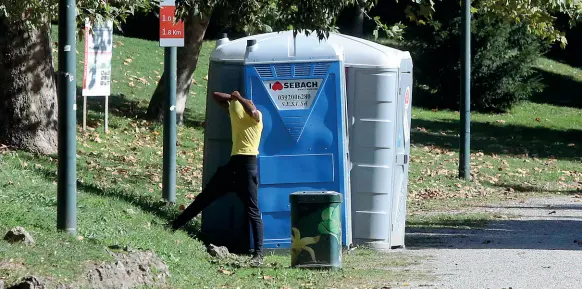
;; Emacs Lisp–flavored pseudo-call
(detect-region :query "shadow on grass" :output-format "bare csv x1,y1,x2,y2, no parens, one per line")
76,87,204,129
20,153,202,239
182,107,205,128
531,68,582,109
411,118,582,161
75,87,147,124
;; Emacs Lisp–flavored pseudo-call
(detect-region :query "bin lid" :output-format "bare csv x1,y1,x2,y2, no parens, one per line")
290,191,342,203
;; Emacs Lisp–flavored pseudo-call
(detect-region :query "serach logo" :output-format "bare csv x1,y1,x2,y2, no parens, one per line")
271,81,283,91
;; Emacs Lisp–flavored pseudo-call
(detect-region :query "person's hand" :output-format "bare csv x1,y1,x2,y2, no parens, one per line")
231,91,242,100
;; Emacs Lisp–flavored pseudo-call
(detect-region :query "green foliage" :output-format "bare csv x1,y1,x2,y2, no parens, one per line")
476,0,582,48
176,0,410,40
0,0,158,30
403,0,582,47
405,1,546,112
1,0,580,46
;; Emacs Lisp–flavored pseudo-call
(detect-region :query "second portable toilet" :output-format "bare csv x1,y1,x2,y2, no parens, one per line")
200,31,412,252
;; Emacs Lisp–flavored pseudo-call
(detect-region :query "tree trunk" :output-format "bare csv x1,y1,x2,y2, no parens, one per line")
0,18,58,155
147,12,211,124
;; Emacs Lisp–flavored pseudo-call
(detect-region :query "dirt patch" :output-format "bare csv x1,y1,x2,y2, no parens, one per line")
0,259,26,271
83,249,169,289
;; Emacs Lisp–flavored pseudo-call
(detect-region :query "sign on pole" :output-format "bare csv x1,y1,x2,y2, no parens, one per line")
159,0,185,47
160,0,183,203
82,18,113,133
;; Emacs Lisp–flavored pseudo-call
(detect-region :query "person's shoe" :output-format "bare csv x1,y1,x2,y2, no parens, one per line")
164,221,179,232
250,253,264,267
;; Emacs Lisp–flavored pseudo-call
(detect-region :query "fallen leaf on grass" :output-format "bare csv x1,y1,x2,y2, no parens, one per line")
535,117,541,122
179,204,186,211
568,143,576,147
495,120,506,123
204,75,209,81
262,275,273,280
77,236,84,241
218,268,232,275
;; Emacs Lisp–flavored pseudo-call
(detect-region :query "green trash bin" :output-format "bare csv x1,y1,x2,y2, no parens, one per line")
289,191,342,269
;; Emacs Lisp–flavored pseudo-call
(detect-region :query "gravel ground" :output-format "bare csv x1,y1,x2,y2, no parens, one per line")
394,195,582,289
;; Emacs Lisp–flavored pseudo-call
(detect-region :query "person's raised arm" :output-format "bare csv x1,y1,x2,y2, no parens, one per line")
212,91,233,112
231,91,261,122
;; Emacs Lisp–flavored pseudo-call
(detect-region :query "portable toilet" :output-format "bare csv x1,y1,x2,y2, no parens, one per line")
200,31,412,253
343,40,413,250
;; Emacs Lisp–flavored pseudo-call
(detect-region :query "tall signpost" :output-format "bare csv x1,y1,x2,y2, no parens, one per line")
160,0,184,203
460,0,471,181
57,0,77,235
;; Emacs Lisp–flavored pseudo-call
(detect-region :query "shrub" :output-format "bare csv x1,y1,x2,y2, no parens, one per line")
403,3,546,112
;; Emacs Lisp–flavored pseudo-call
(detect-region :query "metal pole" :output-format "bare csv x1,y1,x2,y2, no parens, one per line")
459,0,471,181
57,0,77,234
162,47,177,203
105,95,109,133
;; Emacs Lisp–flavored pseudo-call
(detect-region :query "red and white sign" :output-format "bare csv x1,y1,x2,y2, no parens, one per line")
262,79,323,111
159,0,184,47
83,18,113,97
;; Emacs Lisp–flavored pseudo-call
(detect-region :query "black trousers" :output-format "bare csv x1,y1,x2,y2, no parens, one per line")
171,155,264,254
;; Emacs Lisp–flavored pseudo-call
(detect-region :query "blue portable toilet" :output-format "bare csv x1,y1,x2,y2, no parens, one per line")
200,31,412,252
243,37,351,249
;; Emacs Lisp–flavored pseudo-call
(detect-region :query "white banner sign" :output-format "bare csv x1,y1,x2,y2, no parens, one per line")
262,79,323,111
82,18,113,97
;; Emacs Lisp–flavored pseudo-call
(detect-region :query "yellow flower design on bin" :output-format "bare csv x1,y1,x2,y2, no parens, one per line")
291,227,320,266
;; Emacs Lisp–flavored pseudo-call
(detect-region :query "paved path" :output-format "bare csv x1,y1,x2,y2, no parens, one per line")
394,196,582,289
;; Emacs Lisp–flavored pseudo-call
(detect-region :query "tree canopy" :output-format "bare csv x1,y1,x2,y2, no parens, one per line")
0,0,581,46
175,0,582,47
0,0,156,29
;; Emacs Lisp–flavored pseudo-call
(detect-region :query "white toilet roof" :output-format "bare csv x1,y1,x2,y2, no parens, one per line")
210,30,411,68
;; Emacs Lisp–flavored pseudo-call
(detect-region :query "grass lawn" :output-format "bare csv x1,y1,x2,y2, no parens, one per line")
1,27,581,287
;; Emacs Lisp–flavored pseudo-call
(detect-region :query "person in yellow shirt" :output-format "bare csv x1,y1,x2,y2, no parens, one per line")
170,90,264,266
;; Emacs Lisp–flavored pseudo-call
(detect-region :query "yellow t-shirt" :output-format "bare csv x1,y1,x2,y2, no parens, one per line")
229,100,263,156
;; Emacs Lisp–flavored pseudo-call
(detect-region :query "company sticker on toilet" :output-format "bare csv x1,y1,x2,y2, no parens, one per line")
404,86,410,109
263,79,323,111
